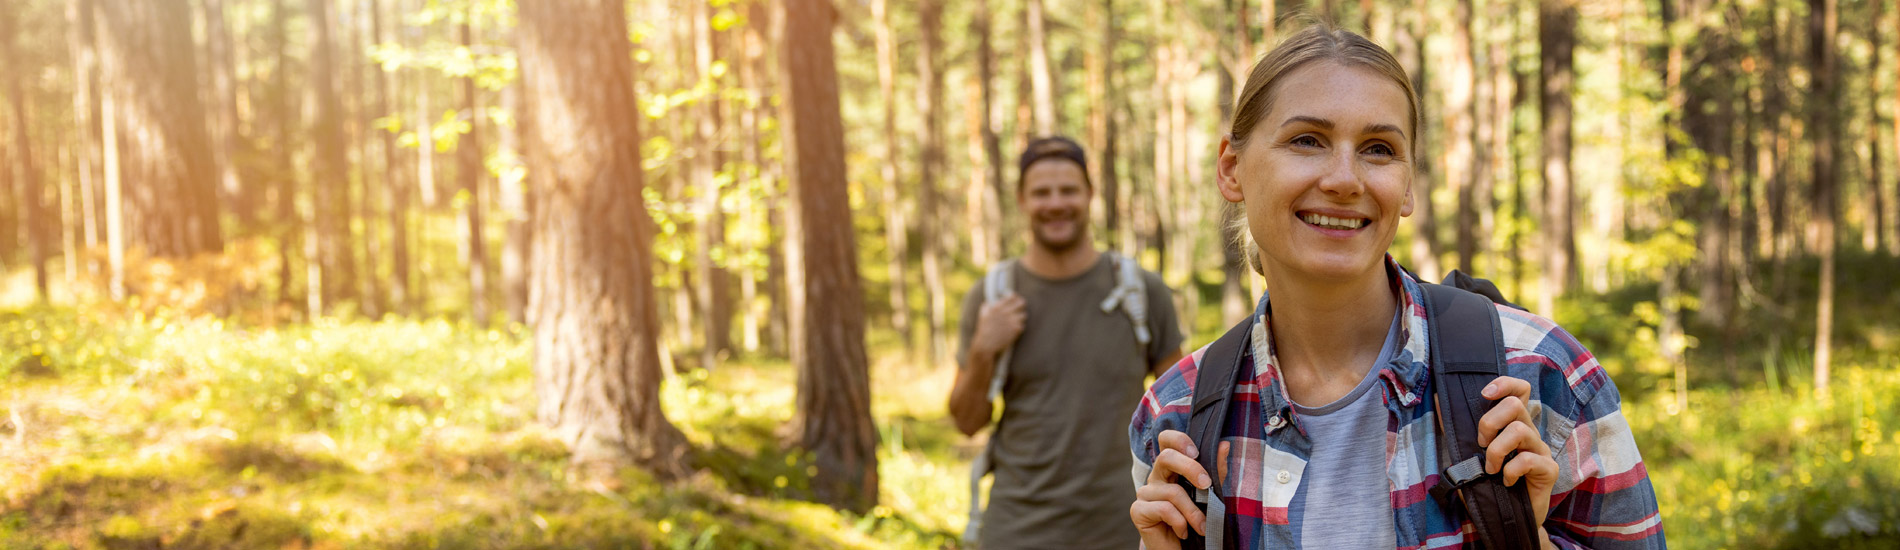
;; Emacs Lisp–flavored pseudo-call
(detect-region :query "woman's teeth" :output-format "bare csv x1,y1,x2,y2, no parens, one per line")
1300,213,1366,230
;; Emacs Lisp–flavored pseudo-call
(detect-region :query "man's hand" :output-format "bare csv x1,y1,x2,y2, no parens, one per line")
969,294,1026,360
1477,376,1561,549
1130,430,1229,550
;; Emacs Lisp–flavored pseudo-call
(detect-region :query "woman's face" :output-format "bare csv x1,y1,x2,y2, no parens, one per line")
1217,61,1414,285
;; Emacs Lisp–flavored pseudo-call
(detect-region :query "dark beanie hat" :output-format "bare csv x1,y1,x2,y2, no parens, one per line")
1017,136,1091,190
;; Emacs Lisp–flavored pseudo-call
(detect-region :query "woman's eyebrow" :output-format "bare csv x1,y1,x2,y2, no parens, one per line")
1280,115,1333,129
1363,123,1406,139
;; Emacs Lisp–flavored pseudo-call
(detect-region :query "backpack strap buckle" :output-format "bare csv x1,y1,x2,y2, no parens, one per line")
1430,454,1488,505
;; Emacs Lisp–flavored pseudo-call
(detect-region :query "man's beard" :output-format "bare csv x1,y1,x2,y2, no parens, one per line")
1030,217,1087,252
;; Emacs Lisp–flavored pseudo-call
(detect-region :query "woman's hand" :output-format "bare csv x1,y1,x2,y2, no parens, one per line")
1130,430,1228,550
1478,376,1561,548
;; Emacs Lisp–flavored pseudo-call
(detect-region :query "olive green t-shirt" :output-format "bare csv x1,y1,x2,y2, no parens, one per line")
958,254,1184,550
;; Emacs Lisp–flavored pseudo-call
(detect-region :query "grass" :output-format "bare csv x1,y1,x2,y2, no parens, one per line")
2,247,1898,549
0,307,967,549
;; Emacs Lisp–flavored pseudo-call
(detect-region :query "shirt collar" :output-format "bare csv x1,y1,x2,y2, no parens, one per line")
1248,255,1434,431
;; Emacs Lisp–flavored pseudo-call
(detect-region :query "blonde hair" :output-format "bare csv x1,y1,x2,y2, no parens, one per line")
1227,24,1418,276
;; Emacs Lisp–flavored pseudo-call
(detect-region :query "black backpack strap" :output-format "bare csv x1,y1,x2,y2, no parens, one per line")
1178,317,1253,550
1419,282,1542,549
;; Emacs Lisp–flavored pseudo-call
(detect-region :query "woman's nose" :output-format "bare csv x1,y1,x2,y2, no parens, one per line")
1316,149,1365,197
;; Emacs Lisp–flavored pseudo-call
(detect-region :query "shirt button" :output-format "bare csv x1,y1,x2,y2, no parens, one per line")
1276,470,1292,484
1266,415,1285,429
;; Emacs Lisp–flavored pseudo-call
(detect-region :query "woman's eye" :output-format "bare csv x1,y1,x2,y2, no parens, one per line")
1364,143,1395,157
1291,135,1322,147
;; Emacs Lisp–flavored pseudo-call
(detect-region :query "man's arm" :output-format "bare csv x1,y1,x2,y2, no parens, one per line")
948,294,1025,436
949,344,1000,436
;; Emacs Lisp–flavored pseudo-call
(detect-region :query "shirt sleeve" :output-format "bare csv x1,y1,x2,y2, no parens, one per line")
1143,270,1187,368
1516,321,1667,549
1128,348,1200,490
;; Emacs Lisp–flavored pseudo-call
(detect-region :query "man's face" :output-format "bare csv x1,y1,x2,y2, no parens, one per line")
1019,159,1092,252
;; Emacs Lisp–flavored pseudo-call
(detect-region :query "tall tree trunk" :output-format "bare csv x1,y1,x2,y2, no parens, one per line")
874,0,912,350
202,0,251,228
977,0,1007,261
103,87,125,299
916,0,949,364
460,15,490,324
1403,0,1440,280
1869,0,1885,254
308,0,356,311
1537,0,1577,314
1098,0,1121,252
1450,0,1479,274
518,0,688,474
778,0,878,514
500,84,530,325
96,0,224,259
965,79,994,266
347,1,381,319
695,0,731,365
1809,0,1838,399
2,7,48,302
269,0,297,308
1220,0,1251,326
68,0,101,274
373,0,409,315
1027,0,1058,136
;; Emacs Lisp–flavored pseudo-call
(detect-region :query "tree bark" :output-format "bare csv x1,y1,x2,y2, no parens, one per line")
778,0,878,514
1027,0,1058,136
694,0,731,364
1450,0,1479,274
2,6,48,301
871,0,911,351
95,0,224,259
916,0,949,364
373,0,409,315
977,0,1007,261
1537,0,1577,314
308,0,358,311
1869,0,1885,254
1402,0,1440,280
68,0,101,267
518,0,688,474
202,0,252,228
1809,0,1838,399
460,15,490,324
1098,0,1121,253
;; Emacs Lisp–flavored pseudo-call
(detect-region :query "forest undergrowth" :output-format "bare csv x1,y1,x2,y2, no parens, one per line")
1,255,1897,549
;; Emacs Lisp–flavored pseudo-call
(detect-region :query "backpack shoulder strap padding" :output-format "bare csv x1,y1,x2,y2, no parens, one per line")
982,260,1017,402
1419,282,1542,549
1178,317,1254,550
1099,251,1153,346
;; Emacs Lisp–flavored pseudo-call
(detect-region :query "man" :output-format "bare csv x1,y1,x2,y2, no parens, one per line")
950,136,1186,549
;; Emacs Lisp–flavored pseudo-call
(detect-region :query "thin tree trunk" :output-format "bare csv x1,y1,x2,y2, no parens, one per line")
779,0,878,514
1809,0,1838,399
518,0,688,475
69,0,101,271
96,0,224,259
102,88,124,299
1404,0,1440,280
460,15,490,324
349,0,381,318
1099,0,1122,253
978,0,1007,260
2,7,48,302
916,0,949,364
1538,0,1578,313
269,0,297,309
373,0,409,315
309,0,355,310
694,0,731,365
203,0,251,228
1450,0,1479,274
1869,0,1885,254
1220,0,1250,326
873,0,911,353
965,79,993,266
1027,0,1057,136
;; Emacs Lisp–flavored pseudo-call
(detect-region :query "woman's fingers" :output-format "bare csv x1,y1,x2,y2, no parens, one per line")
1478,376,1535,448
1131,498,1193,540
1485,421,1551,476
1136,482,1207,536
1147,447,1212,489
1500,446,1560,489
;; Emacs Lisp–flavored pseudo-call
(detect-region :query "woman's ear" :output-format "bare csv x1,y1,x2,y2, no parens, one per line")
1399,171,1416,218
1217,135,1246,203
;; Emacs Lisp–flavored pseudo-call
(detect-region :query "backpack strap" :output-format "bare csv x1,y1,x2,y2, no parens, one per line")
982,260,1017,402
1419,282,1542,549
1178,317,1254,550
1100,251,1153,347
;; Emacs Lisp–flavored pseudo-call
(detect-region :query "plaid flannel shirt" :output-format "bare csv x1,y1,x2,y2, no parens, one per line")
1129,258,1665,549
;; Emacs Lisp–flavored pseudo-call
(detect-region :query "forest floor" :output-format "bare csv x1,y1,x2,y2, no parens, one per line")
3,254,1900,549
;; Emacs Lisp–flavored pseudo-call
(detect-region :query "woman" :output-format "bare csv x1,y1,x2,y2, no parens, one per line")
1127,25,1664,549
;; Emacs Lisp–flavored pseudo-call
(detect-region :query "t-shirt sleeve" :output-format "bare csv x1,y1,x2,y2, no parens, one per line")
955,281,986,370
1143,271,1186,368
